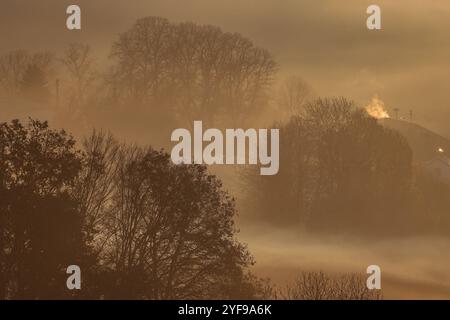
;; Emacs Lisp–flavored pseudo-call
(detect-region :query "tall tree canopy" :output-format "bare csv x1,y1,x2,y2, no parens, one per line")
0,50,53,98
78,133,254,299
0,119,83,299
0,120,258,299
109,16,276,127
243,97,414,234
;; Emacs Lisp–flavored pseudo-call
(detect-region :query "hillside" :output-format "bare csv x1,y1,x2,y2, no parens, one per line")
379,118,450,162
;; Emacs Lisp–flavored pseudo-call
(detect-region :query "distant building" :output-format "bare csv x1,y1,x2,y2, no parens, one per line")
423,156,450,183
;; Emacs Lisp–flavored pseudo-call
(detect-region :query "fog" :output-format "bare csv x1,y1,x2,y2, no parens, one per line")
2,0,450,136
1,1,450,299
239,227,450,299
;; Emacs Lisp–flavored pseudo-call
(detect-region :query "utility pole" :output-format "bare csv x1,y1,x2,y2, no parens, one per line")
55,79,60,108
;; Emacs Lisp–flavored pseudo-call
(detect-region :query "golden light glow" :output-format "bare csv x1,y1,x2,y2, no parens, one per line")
365,95,390,119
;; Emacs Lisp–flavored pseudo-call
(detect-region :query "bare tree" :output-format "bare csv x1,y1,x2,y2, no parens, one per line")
0,50,29,95
242,97,413,233
282,271,382,300
76,131,254,299
277,75,314,119
107,148,252,298
74,131,121,257
0,50,54,97
60,43,96,107
110,16,276,126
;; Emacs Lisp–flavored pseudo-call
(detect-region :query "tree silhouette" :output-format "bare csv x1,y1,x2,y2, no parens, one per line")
1,122,262,299
243,97,414,234
20,64,50,103
0,50,53,97
78,132,254,299
110,16,276,127
60,43,96,108
0,119,85,299
277,75,314,120
282,271,382,300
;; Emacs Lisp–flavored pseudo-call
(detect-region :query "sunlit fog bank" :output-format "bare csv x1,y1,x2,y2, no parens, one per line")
238,227,450,299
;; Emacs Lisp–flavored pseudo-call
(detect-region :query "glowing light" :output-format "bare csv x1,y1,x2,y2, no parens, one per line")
365,95,390,119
